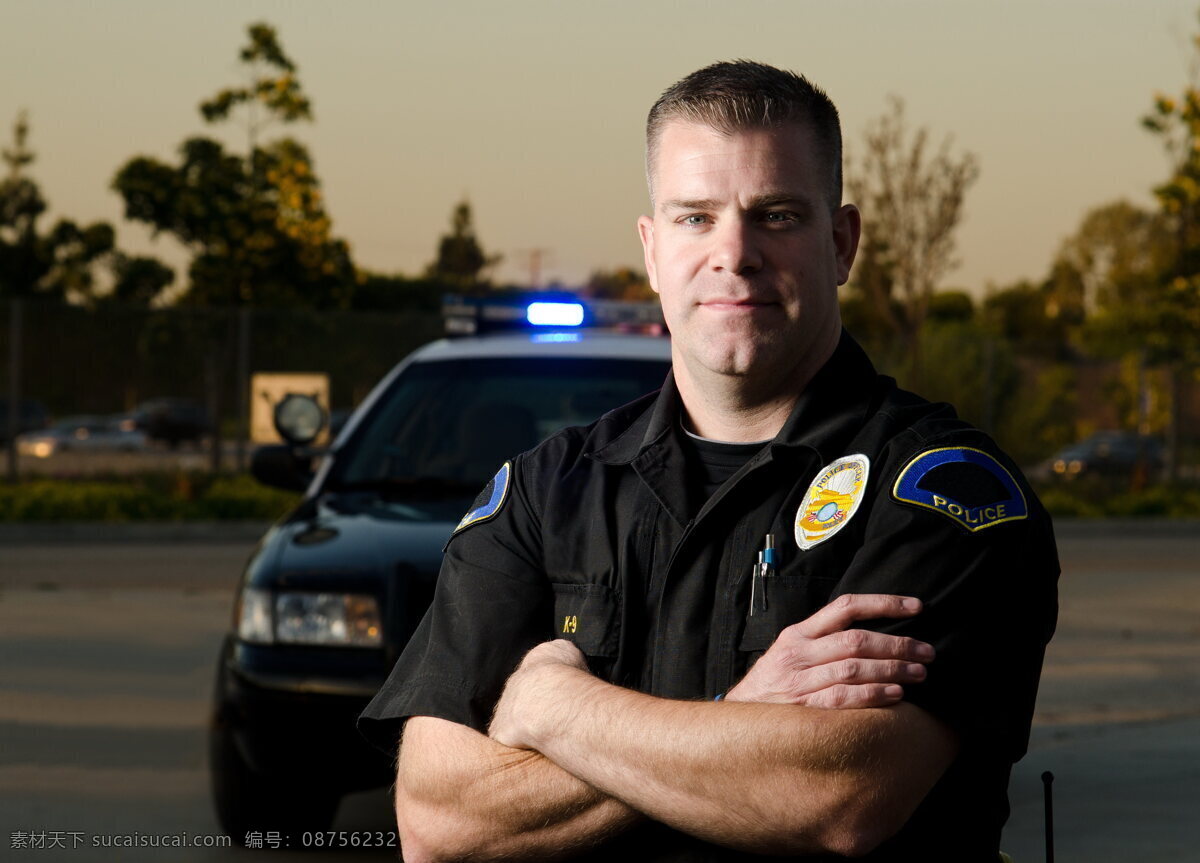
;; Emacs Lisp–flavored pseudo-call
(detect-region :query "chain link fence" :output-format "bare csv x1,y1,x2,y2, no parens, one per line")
2,299,442,479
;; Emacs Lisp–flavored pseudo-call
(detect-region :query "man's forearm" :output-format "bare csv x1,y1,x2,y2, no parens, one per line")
396,716,643,863
506,665,954,857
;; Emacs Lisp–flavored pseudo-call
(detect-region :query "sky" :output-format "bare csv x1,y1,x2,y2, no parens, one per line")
3,0,1199,297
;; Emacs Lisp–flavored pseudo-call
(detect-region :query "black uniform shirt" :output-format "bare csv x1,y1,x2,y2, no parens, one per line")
360,331,1060,862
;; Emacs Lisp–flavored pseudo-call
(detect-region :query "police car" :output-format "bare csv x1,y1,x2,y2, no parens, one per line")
209,295,671,837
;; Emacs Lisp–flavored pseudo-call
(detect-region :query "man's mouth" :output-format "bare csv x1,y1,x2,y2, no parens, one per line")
700,298,776,311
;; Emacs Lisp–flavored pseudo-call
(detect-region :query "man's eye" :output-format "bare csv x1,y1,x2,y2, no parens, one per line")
681,214,709,226
763,211,797,224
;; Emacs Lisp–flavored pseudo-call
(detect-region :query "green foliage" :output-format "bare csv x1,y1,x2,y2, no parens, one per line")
994,364,1080,466
982,276,1078,361
0,473,300,521
200,23,312,127
108,253,175,306
1035,486,1105,519
909,318,1017,434
1036,482,1200,519
111,22,356,309
1124,29,1200,369
927,290,974,323
0,480,168,521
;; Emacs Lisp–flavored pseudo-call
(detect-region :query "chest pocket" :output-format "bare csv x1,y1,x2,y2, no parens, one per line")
738,574,840,652
551,582,620,658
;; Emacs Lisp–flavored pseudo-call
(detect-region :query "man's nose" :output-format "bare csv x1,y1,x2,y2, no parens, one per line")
708,220,763,274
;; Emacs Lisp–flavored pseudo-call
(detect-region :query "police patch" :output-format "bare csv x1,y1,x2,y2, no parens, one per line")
795,454,871,550
454,462,511,534
892,447,1028,532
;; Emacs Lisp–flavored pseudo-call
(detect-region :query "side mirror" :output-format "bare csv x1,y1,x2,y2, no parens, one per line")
273,393,326,446
251,445,313,492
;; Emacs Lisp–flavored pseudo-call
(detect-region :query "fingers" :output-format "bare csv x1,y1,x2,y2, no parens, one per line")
801,683,906,710
813,657,927,689
789,593,922,640
775,658,925,706
791,627,935,667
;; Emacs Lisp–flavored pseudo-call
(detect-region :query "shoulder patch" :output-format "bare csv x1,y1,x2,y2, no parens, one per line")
454,462,512,535
892,447,1027,532
795,454,871,550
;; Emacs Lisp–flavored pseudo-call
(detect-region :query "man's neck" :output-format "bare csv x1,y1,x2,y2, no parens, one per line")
673,331,838,443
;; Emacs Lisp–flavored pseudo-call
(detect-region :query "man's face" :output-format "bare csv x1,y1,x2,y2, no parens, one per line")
638,120,860,388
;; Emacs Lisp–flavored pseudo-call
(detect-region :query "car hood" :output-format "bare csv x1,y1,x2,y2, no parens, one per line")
249,493,456,592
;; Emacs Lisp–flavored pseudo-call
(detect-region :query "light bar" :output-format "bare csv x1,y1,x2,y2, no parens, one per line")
526,301,585,327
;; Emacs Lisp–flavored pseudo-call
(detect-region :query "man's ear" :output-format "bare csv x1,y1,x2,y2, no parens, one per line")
637,215,659,294
832,204,862,286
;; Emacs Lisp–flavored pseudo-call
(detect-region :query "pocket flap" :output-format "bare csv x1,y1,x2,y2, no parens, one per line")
738,575,838,652
552,582,620,657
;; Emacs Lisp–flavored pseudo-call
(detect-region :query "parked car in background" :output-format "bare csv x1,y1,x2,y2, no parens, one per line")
133,398,211,447
209,295,671,837
16,415,148,457
1045,430,1164,480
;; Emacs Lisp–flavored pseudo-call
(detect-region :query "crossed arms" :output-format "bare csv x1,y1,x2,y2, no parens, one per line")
394,594,958,862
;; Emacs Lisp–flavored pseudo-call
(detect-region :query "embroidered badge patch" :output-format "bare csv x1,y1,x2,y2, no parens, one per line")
892,447,1028,532
795,454,871,550
454,461,511,534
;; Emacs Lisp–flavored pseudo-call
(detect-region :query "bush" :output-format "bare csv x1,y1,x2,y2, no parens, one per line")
0,473,301,522
191,474,301,520
1034,481,1200,519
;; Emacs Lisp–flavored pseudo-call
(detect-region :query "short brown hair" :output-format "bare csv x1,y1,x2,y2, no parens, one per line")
645,60,843,208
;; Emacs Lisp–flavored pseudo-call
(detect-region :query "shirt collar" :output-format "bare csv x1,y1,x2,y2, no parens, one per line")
768,329,879,462
588,329,879,466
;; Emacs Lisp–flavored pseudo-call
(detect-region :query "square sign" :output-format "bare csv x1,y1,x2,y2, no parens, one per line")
251,373,330,445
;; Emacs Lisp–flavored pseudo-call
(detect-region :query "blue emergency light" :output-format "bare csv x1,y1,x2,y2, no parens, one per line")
441,292,662,336
526,301,586,327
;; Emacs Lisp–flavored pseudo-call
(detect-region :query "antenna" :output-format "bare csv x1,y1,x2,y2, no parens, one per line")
513,248,551,289
1041,770,1055,863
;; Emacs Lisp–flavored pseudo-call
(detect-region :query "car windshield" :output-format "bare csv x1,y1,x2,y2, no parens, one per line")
326,356,670,499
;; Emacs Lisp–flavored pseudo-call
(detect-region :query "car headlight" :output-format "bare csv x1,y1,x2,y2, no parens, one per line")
236,587,275,644
236,587,383,647
17,439,55,458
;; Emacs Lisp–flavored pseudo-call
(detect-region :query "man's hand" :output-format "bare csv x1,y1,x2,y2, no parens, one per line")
725,594,933,708
489,639,588,750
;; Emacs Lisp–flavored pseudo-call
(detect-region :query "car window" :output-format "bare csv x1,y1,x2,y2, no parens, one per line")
330,356,670,491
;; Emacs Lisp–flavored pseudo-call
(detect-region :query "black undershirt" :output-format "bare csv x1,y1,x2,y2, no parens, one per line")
677,424,767,504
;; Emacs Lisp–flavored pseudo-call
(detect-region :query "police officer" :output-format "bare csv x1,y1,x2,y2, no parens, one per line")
360,61,1058,862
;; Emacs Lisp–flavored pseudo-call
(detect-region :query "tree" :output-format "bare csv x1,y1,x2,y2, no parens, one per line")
844,96,980,383
199,23,312,133
426,200,500,289
0,111,124,303
112,22,355,308
583,267,656,301
1055,201,1171,322
1070,20,1200,478
108,252,175,307
1137,58,1200,372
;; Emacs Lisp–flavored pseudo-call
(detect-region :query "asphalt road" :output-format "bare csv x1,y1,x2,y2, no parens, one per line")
1,522,1197,861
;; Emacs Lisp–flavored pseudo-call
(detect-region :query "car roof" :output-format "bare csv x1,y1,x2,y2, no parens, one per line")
407,331,673,363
